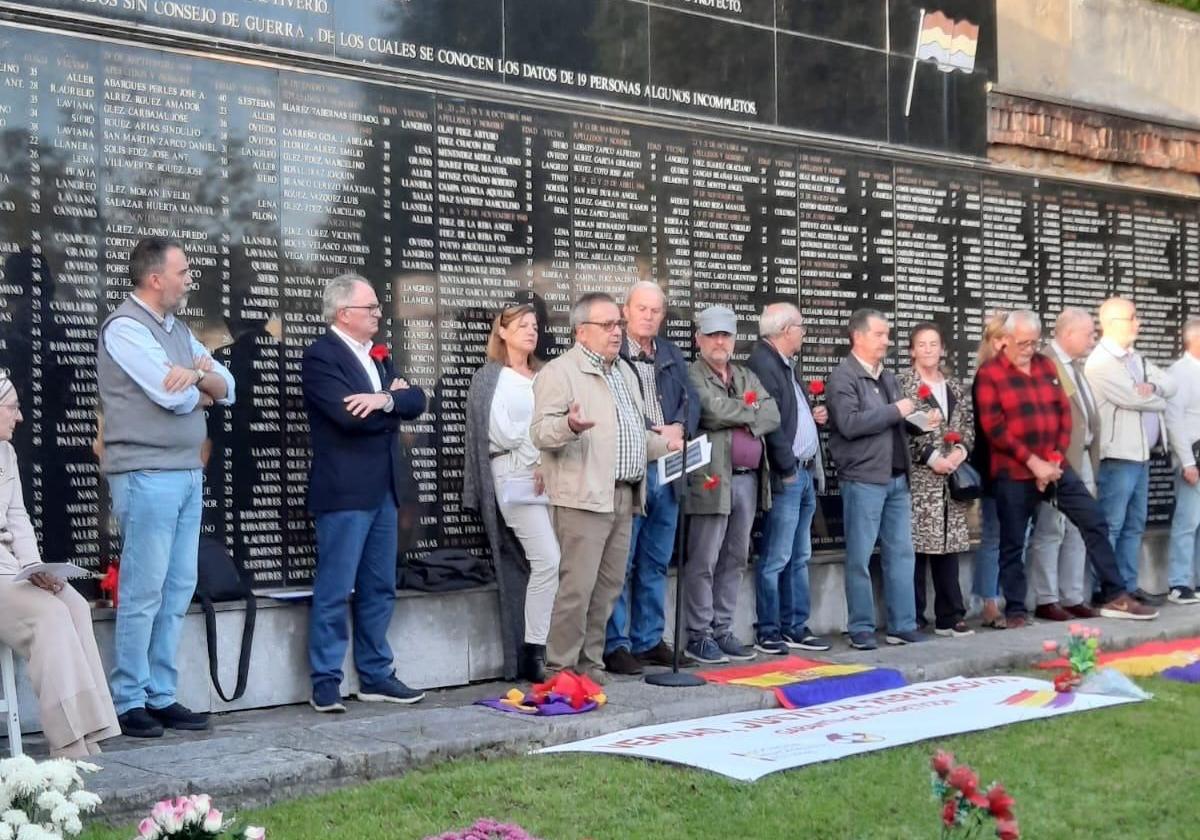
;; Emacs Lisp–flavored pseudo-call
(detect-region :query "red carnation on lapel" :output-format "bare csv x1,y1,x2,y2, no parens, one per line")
702,474,720,491
369,344,390,362
917,383,933,401
743,390,758,406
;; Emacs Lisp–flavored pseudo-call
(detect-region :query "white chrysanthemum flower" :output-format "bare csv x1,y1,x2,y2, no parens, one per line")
0,757,36,779
40,761,78,793
1,810,28,827
6,769,41,798
67,791,100,811
71,762,99,776
16,824,55,840
0,822,10,840
35,791,65,813
49,801,78,824
61,814,83,837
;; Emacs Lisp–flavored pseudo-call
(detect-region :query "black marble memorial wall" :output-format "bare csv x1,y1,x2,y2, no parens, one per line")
0,8,1195,587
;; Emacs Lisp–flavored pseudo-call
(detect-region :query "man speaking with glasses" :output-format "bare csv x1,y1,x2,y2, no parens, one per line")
975,310,1156,628
302,273,427,713
98,236,235,738
531,292,681,683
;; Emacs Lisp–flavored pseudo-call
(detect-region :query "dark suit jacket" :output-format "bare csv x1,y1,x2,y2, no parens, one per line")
302,331,427,514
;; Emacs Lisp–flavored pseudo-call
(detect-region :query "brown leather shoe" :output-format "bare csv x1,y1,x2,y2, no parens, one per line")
1034,603,1072,622
1099,593,1159,621
1063,603,1098,619
634,640,676,667
602,647,644,675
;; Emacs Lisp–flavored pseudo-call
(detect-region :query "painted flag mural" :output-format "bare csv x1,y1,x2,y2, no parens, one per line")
915,10,980,73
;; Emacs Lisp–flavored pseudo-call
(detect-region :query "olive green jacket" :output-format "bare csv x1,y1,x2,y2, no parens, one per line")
684,359,781,516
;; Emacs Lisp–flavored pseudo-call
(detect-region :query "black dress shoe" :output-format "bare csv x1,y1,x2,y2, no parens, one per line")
518,643,546,683
118,708,164,739
1132,588,1166,606
147,702,211,731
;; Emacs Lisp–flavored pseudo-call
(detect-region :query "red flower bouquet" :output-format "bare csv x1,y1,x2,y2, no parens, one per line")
930,750,1019,838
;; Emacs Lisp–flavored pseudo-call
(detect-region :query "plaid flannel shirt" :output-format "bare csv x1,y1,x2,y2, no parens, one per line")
974,352,1072,481
581,345,646,483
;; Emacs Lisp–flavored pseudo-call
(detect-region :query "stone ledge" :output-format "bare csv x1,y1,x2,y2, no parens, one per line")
989,90,1200,174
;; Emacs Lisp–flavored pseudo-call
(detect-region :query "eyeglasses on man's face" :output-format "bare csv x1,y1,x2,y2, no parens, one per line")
583,319,627,332
342,304,383,316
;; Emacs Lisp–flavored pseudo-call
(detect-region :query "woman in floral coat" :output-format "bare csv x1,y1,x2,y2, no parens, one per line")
898,322,975,637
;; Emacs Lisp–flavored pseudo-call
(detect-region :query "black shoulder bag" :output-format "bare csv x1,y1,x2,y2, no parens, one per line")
194,537,257,702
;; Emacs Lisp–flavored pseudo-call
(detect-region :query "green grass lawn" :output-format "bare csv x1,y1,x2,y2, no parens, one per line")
82,677,1195,840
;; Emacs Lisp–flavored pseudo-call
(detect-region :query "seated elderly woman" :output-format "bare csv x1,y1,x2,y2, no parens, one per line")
0,372,119,757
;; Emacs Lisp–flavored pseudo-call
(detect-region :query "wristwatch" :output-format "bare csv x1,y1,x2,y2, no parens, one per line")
194,368,206,383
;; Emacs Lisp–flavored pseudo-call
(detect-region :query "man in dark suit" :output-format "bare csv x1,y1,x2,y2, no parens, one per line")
302,273,427,713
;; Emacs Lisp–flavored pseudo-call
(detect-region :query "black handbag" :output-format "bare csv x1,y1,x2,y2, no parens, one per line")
948,461,983,502
194,537,256,703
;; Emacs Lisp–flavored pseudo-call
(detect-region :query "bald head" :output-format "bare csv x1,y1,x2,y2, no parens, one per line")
1098,296,1138,349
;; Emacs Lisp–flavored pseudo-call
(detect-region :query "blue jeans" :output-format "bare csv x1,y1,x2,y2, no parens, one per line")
309,502,399,691
841,476,917,635
1168,473,1200,588
756,468,816,639
107,469,203,715
606,469,678,655
972,495,1001,600
1096,459,1149,592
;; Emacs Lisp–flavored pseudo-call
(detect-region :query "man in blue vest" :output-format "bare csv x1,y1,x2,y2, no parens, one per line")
98,236,236,738
302,273,427,713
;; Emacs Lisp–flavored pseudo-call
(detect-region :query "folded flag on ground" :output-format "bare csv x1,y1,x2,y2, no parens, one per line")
477,670,607,716
697,656,907,709
1036,637,1200,683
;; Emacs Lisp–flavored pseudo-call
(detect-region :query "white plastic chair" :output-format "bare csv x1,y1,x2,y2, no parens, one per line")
0,644,21,756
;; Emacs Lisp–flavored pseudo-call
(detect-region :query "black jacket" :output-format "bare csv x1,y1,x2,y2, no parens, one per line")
747,340,826,492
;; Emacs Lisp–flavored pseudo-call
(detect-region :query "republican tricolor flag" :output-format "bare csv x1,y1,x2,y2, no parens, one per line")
915,10,980,73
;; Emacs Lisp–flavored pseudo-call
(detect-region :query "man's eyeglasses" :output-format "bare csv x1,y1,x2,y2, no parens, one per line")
342,304,383,316
787,322,807,335
1013,339,1041,351
583,319,627,332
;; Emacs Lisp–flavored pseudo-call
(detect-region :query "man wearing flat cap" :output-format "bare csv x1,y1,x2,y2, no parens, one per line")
681,306,780,664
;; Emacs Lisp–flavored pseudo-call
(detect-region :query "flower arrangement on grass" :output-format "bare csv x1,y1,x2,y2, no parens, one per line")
0,755,101,839
930,751,1018,839
1042,624,1100,692
132,795,263,840
426,819,542,840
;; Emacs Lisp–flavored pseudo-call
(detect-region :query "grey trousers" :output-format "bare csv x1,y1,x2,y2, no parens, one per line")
1028,457,1095,607
683,473,757,642
546,485,634,674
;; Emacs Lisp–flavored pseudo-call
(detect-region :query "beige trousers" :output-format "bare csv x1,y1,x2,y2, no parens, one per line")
0,581,121,757
546,485,634,673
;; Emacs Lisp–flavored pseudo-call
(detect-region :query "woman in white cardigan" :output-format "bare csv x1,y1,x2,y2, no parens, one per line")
0,372,120,756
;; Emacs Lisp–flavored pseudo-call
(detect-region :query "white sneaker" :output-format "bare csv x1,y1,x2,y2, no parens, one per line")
1168,586,1200,605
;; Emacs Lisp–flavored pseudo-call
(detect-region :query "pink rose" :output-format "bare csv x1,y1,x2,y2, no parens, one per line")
1041,640,1058,653
138,818,161,840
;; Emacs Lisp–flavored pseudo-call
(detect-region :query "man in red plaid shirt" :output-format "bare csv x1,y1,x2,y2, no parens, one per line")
974,310,1157,626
